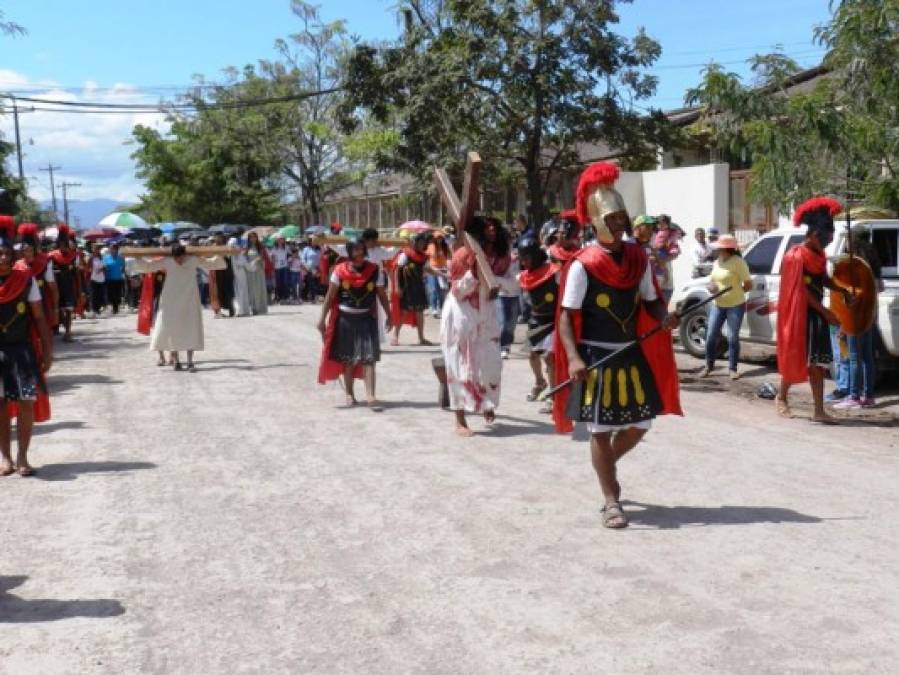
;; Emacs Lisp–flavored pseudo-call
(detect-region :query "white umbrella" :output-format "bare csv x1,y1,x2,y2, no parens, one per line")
98,211,149,231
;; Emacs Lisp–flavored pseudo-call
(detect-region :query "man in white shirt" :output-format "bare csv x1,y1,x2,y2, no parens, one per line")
270,236,290,304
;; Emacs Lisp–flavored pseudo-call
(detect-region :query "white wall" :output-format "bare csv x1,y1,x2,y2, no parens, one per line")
617,171,646,218
639,163,730,304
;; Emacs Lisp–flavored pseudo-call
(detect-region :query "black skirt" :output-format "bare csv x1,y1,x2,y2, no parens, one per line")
400,278,428,312
527,313,554,349
0,342,45,401
331,311,380,365
807,308,833,367
57,276,77,310
566,342,662,428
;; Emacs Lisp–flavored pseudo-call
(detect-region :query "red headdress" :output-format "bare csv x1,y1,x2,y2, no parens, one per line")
17,222,40,247
57,223,73,239
0,215,16,247
792,197,842,226
575,162,622,226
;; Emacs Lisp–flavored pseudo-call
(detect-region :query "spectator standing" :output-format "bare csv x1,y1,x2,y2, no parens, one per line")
497,227,521,360
653,214,682,304
270,236,290,304
102,243,127,314
302,241,322,302
89,245,106,318
425,233,450,318
833,228,883,409
288,246,304,303
701,234,752,379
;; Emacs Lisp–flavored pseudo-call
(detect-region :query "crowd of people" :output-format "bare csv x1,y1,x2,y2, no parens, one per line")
2,169,883,526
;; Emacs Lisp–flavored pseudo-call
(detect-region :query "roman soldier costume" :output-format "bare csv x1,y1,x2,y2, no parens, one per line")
777,196,843,384
553,162,681,434
15,223,57,329
318,255,382,384
48,224,80,317
0,216,51,423
516,235,559,353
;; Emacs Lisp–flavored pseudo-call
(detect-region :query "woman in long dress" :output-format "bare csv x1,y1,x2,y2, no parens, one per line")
440,217,517,436
133,244,225,371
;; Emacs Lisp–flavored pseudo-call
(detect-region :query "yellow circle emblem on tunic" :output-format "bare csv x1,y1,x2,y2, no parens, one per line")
366,282,375,291
544,291,555,303
803,275,812,285
342,281,351,290
595,293,611,308
16,302,26,314
37,279,45,287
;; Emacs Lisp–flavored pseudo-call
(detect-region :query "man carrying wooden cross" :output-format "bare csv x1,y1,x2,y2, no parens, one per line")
435,153,519,437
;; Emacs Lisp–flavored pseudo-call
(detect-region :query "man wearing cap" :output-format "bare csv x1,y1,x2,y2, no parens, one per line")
701,234,752,379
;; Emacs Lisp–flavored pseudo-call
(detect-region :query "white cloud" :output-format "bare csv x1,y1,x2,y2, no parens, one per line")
0,69,169,203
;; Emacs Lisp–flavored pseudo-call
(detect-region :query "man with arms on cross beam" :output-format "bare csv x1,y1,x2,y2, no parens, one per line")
436,153,518,437
553,163,682,529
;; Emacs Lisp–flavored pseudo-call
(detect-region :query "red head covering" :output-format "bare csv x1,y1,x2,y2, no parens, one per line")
792,197,842,226
575,162,621,226
0,215,16,247
17,222,40,247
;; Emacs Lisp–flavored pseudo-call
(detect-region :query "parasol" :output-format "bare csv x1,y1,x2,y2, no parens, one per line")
98,212,148,230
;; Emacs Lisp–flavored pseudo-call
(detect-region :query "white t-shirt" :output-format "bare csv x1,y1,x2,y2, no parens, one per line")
26,279,41,303
270,247,289,269
561,259,658,310
90,257,105,283
43,264,55,283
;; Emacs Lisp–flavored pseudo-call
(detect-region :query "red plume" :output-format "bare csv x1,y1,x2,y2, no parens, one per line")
17,222,40,243
0,215,16,243
575,162,620,226
792,196,842,226
57,223,72,238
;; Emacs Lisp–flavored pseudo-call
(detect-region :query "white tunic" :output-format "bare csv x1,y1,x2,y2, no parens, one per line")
133,256,225,352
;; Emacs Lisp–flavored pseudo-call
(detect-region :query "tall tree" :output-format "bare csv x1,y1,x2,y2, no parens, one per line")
341,0,672,224
684,0,899,212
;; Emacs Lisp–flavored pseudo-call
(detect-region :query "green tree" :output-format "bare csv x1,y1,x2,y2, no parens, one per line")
684,0,899,212
341,0,672,224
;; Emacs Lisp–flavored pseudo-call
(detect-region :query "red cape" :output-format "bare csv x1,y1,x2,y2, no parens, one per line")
15,256,57,328
518,262,558,291
549,244,580,264
385,250,420,328
137,271,162,336
552,244,682,433
776,244,827,385
3,267,51,423
317,261,378,384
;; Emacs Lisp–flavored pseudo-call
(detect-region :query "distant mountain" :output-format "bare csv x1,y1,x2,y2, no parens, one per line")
40,198,128,229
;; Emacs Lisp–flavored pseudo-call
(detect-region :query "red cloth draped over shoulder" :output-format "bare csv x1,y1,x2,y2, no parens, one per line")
2,267,51,422
15,256,57,328
548,244,579,264
777,244,826,385
137,272,158,336
552,243,681,433
387,247,427,328
317,261,378,384
518,262,558,291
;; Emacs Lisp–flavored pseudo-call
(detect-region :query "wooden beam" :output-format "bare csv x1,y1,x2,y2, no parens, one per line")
121,246,239,258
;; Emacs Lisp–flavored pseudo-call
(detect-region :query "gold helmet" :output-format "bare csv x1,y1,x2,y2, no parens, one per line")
575,162,627,244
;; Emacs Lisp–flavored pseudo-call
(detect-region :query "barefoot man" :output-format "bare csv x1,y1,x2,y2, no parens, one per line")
318,239,391,410
554,163,681,529
775,196,848,423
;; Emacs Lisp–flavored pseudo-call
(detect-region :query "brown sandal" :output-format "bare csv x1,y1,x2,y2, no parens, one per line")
601,502,628,529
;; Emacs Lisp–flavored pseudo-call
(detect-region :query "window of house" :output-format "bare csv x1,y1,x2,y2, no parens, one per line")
744,235,783,275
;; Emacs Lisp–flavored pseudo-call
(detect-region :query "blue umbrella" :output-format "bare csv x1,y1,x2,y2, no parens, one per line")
157,222,177,234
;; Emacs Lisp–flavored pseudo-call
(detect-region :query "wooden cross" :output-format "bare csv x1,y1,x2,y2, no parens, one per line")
433,151,498,291
120,245,239,258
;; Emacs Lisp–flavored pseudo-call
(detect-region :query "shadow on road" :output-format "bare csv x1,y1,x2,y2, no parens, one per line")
35,461,157,482
48,373,124,395
29,420,87,437
0,576,125,623
197,362,307,372
621,500,852,529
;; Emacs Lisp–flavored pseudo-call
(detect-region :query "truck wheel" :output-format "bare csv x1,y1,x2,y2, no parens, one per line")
679,304,709,359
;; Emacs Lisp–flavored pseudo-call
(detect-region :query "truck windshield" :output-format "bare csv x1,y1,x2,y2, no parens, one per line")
872,228,898,278
744,235,782,275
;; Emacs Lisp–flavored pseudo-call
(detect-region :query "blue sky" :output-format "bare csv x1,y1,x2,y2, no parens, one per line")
1,0,832,204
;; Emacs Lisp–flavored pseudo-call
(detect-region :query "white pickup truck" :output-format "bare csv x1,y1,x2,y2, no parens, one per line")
676,220,899,375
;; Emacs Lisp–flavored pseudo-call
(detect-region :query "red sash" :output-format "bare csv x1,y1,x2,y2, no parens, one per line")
552,243,681,433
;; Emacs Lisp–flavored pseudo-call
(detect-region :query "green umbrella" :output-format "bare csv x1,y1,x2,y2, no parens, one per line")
279,224,301,239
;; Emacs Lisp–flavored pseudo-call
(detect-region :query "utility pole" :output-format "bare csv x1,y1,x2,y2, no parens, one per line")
11,96,25,181
59,181,81,226
40,163,62,215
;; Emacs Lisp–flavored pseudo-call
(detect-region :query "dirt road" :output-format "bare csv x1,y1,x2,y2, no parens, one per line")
2,307,897,674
